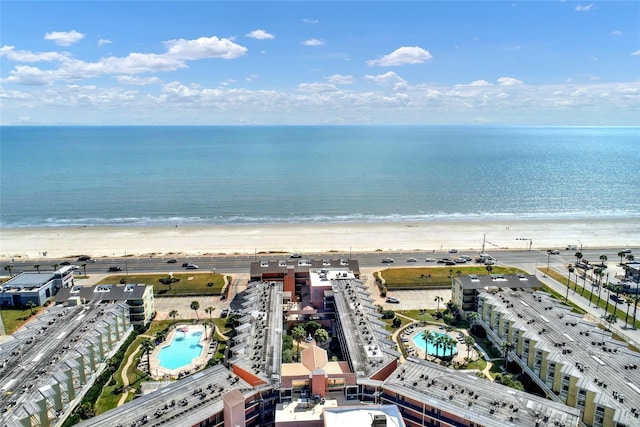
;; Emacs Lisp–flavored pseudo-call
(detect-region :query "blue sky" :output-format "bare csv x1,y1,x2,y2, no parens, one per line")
1,1,639,125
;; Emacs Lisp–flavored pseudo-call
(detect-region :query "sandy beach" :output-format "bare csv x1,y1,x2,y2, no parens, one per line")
1,217,638,260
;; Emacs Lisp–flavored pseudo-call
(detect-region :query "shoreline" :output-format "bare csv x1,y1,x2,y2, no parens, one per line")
1,217,639,260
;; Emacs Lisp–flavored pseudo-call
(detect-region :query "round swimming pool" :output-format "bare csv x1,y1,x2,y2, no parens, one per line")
412,331,458,357
157,330,204,370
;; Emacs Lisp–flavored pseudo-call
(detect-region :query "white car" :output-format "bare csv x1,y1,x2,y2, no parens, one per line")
406,257,417,262
382,258,394,263
425,258,436,262
386,297,400,304
448,249,458,253
185,264,199,269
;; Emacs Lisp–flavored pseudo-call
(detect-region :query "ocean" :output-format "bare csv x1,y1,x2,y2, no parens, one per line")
1,126,638,228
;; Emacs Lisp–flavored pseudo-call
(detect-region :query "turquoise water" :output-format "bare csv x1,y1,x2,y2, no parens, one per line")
158,330,203,370
1,126,638,227
412,332,458,357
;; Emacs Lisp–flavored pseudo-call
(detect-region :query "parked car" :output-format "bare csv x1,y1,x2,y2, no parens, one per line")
290,253,302,258
220,309,229,318
108,266,122,272
621,249,632,254
167,258,177,263
386,297,400,304
382,258,394,263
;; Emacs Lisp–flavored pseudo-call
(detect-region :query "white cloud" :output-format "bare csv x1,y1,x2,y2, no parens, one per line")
364,71,406,86
326,74,353,85
164,36,247,60
611,30,622,36
0,46,69,62
367,46,432,67
5,65,57,85
498,77,523,86
575,3,595,12
296,82,338,93
303,39,324,46
116,75,160,85
303,18,319,24
98,39,112,47
468,80,493,86
44,30,85,46
630,49,640,56
245,29,274,40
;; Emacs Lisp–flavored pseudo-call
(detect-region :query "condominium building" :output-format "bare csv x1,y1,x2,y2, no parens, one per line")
476,287,640,426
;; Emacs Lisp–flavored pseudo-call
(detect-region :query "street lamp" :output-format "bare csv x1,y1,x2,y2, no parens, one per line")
546,250,552,277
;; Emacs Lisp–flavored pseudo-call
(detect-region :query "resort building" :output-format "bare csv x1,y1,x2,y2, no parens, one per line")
0,302,132,427
54,283,155,327
0,267,75,307
379,358,582,427
4,260,636,427
451,273,541,318
476,287,640,426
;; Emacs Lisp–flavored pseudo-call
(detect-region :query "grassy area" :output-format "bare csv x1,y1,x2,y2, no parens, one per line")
378,266,525,289
97,272,225,295
0,306,43,334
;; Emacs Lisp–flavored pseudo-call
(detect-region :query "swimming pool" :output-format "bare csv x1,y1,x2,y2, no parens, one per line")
412,332,458,357
157,330,204,370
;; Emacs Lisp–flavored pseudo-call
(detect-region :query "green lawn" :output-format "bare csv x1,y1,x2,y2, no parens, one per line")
378,265,524,289
0,306,43,334
97,273,225,295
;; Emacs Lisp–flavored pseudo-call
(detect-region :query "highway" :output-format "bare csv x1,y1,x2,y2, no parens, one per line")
1,247,636,276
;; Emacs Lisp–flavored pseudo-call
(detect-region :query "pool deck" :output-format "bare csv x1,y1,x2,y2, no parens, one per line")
399,323,476,365
149,324,212,379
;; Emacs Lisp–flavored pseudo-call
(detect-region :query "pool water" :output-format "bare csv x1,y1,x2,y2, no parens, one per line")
158,330,204,370
412,332,458,357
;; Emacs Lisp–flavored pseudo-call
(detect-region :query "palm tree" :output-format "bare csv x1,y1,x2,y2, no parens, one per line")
629,295,640,330
140,339,155,376
589,268,602,306
434,334,447,359
444,335,457,358
467,312,478,328
604,313,617,335
205,306,215,322
52,264,59,272
26,301,37,316
422,331,435,360
434,295,444,315
81,263,87,278
626,254,635,263
4,265,13,277
618,251,626,266
464,335,476,360
485,265,493,275
546,250,553,274
566,265,574,301
599,254,608,267
34,264,40,273
501,341,515,360
292,325,306,362
190,300,200,320
155,329,167,344
168,309,179,326
314,328,329,348
575,251,583,266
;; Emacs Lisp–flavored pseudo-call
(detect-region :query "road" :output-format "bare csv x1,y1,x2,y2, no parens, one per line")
1,248,636,277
